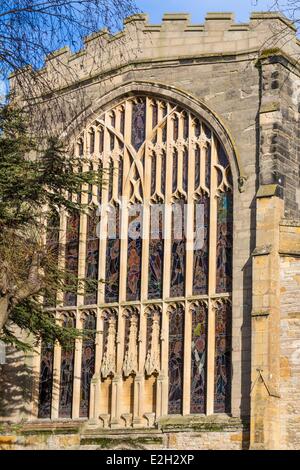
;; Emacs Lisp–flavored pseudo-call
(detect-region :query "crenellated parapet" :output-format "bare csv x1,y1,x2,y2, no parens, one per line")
10,11,300,95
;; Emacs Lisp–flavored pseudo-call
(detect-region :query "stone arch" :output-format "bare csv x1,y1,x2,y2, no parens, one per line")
61,81,246,192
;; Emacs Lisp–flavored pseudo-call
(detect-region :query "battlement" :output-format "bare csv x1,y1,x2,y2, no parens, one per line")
10,11,300,93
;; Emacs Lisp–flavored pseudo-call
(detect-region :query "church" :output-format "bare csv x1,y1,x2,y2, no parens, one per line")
1,11,300,450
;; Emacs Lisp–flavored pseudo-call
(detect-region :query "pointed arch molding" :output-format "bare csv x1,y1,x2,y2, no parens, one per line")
62,81,247,192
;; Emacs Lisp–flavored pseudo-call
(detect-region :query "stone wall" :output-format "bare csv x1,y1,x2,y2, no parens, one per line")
0,416,249,450
280,252,300,449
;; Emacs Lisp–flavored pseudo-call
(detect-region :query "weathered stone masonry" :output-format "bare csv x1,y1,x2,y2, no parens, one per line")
1,11,300,450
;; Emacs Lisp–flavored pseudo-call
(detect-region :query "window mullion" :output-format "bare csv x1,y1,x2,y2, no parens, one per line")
98,116,110,304
206,133,218,415
183,113,195,415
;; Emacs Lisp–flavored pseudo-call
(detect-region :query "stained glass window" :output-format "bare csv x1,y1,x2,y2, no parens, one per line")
89,129,95,154
59,316,75,418
105,206,120,303
120,108,125,135
44,210,60,307
79,314,96,417
193,195,209,295
161,150,166,195
183,113,189,139
168,305,184,414
41,96,234,422
118,158,123,197
194,146,200,190
152,103,158,129
99,128,104,153
205,145,211,189
64,211,80,306
170,202,185,297
190,303,207,414
148,209,164,299
172,150,178,193
216,191,233,293
78,138,84,156
214,301,232,413
126,211,143,301
173,115,179,141
151,152,156,196
183,148,188,193
85,209,99,305
132,100,146,151
38,340,54,418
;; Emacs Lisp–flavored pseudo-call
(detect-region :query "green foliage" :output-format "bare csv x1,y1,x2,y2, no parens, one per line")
0,104,101,350
0,105,102,231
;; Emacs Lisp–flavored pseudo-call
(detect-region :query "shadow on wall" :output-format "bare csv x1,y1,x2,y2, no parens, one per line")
0,346,34,420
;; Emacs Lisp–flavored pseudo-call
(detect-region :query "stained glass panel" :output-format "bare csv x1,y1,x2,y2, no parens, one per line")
216,191,233,293
44,210,60,307
78,138,84,156
79,315,96,417
172,149,178,193
132,100,146,151
170,202,185,298
183,113,189,139
194,146,200,190
120,108,125,135
161,151,166,195
183,148,188,193
99,128,104,153
38,340,54,418
126,211,143,301
168,306,184,414
190,303,207,414
193,195,209,295
64,212,80,306
173,115,179,141
205,145,211,189
89,129,95,154
108,158,114,201
148,210,164,299
105,207,120,303
59,317,75,418
152,103,158,129
84,210,99,305
118,158,123,197
214,301,232,413
151,153,156,196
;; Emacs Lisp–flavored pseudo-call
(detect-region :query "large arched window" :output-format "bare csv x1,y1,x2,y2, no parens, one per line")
38,95,233,423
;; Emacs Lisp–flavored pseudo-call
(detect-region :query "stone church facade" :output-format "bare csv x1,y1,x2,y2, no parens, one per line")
1,11,300,450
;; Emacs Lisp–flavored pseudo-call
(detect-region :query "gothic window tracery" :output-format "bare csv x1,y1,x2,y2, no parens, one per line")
39,95,233,422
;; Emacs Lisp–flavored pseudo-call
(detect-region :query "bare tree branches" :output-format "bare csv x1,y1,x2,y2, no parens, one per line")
0,1,138,90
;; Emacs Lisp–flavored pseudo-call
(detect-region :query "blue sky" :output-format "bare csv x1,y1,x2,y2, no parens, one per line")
135,0,277,23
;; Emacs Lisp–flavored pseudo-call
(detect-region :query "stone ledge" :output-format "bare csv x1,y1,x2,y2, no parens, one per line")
252,244,273,256
17,420,82,435
80,434,163,449
280,218,300,227
250,11,296,31
162,13,190,21
256,184,283,199
157,415,248,433
205,12,234,21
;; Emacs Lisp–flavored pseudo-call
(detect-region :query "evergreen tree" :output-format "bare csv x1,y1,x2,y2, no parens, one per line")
0,104,101,349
